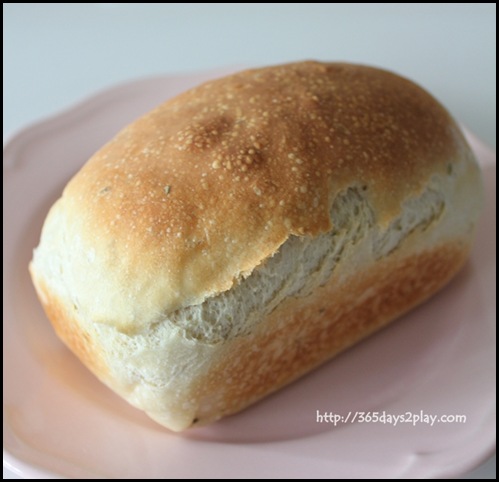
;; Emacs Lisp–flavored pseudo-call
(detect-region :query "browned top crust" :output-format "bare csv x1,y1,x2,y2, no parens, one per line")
51,61,464,331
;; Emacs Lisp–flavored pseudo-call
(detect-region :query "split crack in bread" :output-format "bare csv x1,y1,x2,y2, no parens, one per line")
30,61,482,431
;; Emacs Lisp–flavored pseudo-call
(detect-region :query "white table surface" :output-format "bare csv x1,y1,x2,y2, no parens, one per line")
3,3,496,479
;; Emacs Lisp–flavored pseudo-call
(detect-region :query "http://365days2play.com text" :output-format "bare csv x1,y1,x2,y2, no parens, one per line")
316,410,466,427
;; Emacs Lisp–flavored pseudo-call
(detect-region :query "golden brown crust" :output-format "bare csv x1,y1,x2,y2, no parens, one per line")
59,61,465,331
29,273,108,381
189,241,470,426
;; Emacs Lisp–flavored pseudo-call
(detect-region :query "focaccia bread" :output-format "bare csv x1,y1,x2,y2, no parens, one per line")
30,61,482,431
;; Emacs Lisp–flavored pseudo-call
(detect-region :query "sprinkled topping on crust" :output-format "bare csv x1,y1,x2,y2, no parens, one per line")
62,61,461,330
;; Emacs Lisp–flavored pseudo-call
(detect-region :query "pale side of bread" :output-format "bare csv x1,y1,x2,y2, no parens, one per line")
30,61,482,431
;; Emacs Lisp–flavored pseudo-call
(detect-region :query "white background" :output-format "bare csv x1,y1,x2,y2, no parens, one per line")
3,3,496,478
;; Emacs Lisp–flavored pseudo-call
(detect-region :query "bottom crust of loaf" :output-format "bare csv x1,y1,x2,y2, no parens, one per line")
31,239,469,431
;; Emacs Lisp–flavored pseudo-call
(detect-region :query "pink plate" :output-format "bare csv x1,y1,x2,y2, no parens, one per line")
3,69,496,478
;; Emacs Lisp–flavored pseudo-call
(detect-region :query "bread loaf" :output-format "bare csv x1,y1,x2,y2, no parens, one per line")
30,61,482,431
